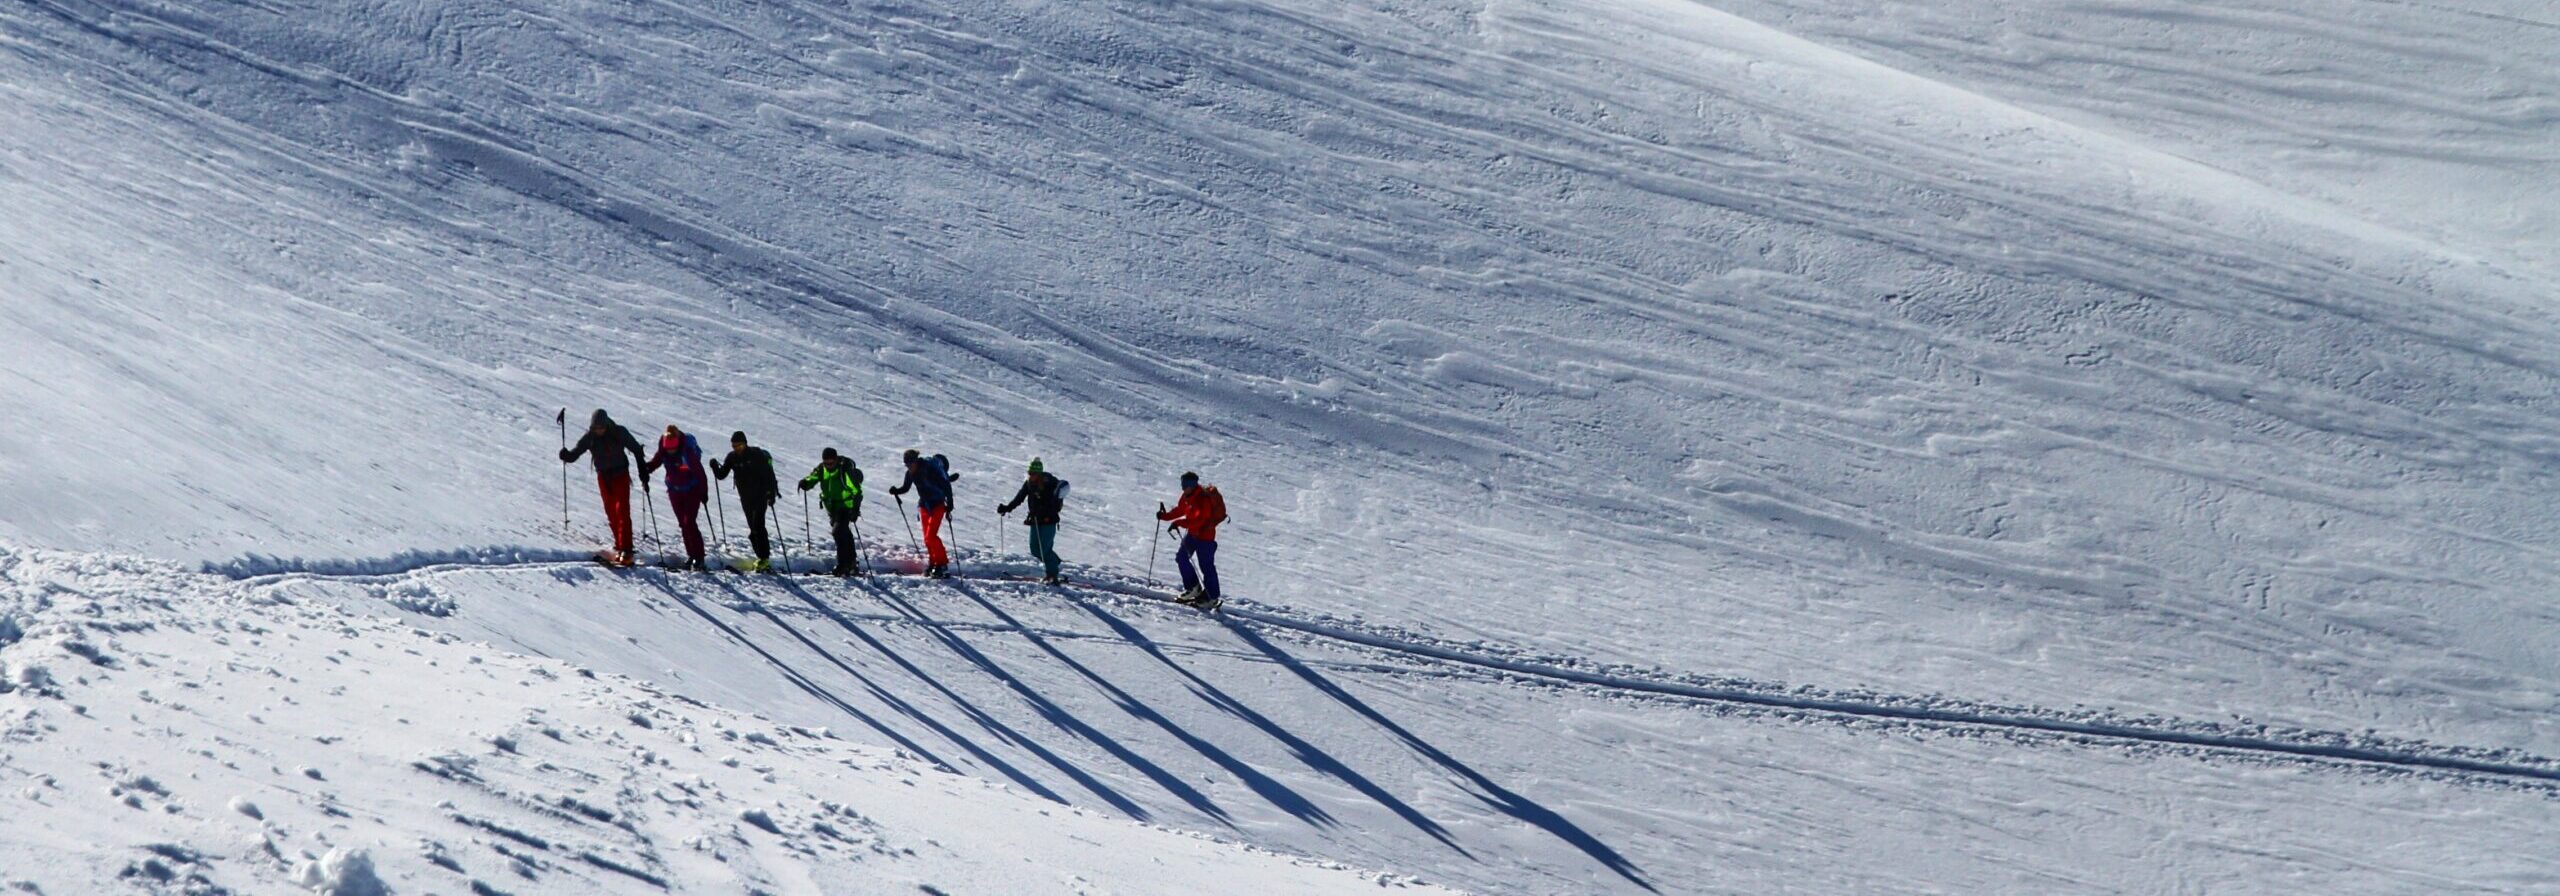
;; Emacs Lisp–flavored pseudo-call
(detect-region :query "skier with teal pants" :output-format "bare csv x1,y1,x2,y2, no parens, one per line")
996,458,1069,584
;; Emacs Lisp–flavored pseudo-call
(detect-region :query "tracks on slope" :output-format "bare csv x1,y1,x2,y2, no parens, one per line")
214,552,2560,790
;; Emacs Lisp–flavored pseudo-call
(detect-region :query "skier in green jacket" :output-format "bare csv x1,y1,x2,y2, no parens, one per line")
798,448,864,576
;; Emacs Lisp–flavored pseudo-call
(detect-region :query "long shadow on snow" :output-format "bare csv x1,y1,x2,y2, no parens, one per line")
1073,601,1470,856
1224,622,1657,892
774,577,1158,820
945,582,1335,830
632,576,950,770
676,575,1077,807
859,581,1233,826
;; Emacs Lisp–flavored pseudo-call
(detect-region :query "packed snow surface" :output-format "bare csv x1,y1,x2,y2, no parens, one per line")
3,0,2559,892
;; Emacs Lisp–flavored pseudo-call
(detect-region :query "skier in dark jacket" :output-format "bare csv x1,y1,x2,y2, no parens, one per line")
710,430,780,572
559,409,647,566
642,425,712,570
996,458,1067,584
1157,471,1226,605
798,448,864,576
887,449,958,577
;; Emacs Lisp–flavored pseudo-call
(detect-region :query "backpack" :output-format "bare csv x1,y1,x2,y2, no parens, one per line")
1201,485,1227,526
1054,477,1070,503
674,436,700,475
929,454,953,496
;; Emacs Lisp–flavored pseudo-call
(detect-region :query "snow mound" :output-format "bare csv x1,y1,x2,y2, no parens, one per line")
293,848,388,896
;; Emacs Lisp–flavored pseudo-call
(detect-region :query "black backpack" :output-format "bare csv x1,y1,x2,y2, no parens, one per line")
930,454,953,497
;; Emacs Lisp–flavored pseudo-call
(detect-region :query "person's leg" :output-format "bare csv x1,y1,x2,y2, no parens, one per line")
600,472,634,558
1174,536,1201,593
829,506,856,573
1195,537,1219,599
672,491,706,562
745,502,771,562
921,506,949,569
1029,524,1059,579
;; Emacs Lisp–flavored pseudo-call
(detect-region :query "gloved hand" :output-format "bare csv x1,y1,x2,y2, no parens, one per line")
995,504,1007,514
558,449,575,462
798,480,815,492
1167,522,1182,534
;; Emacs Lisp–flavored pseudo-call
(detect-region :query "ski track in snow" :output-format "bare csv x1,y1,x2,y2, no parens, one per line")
208,548,2560,791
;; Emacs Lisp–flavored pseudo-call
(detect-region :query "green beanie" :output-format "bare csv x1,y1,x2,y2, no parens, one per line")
1027,458,1044,474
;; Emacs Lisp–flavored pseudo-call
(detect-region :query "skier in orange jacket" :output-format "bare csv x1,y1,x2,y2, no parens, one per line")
1157,471,1226,605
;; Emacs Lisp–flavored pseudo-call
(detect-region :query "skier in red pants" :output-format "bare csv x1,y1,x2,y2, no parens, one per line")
642,425,712,571
559,409,647,566
888,449,959,577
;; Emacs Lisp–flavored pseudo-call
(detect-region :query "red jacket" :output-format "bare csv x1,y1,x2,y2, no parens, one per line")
1158,486,1225,542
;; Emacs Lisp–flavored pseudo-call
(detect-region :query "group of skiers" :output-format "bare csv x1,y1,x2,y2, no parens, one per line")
558,409,1227,606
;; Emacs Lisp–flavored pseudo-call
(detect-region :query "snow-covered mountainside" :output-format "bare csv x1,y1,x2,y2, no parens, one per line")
3,0,2557,892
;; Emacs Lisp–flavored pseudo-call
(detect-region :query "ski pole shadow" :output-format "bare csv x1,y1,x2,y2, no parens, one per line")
773,576,1157,820
946,582,1334,830
1223,621,1657,893
864,579,1232,825
682,575,1074,806
1074,601,1473,854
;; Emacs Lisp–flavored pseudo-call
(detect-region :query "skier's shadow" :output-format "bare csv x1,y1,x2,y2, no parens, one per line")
766,576,1173,821
1221,619,1658,893
1074,601,1467,854
676,574,1091,810
638,576,944,767
865,580,1232,825
944,582,1336,830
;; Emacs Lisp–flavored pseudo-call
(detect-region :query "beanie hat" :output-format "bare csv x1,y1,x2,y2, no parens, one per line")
903,449,921,463
822,447,839,460
590,409,612,429
1027,458,1044,474
1180,471,1199,485
730,430,747,443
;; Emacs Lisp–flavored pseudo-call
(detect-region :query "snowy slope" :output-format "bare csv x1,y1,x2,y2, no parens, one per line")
3,0,2559,892
0,546,1453,894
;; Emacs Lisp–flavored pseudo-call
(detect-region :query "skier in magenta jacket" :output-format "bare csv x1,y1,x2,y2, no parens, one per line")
641,425,712,570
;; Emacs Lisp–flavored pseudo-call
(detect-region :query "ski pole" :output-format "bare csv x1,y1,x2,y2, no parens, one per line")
1147,510,1163,589
711,474,731,557
801,489,814,573
774,495,790,573
556,409,571,545
897,493,918,551
852,514,867,575
643,479,662,559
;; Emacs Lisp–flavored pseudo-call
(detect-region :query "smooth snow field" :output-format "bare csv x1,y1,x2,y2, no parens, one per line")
3,0,2558,893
